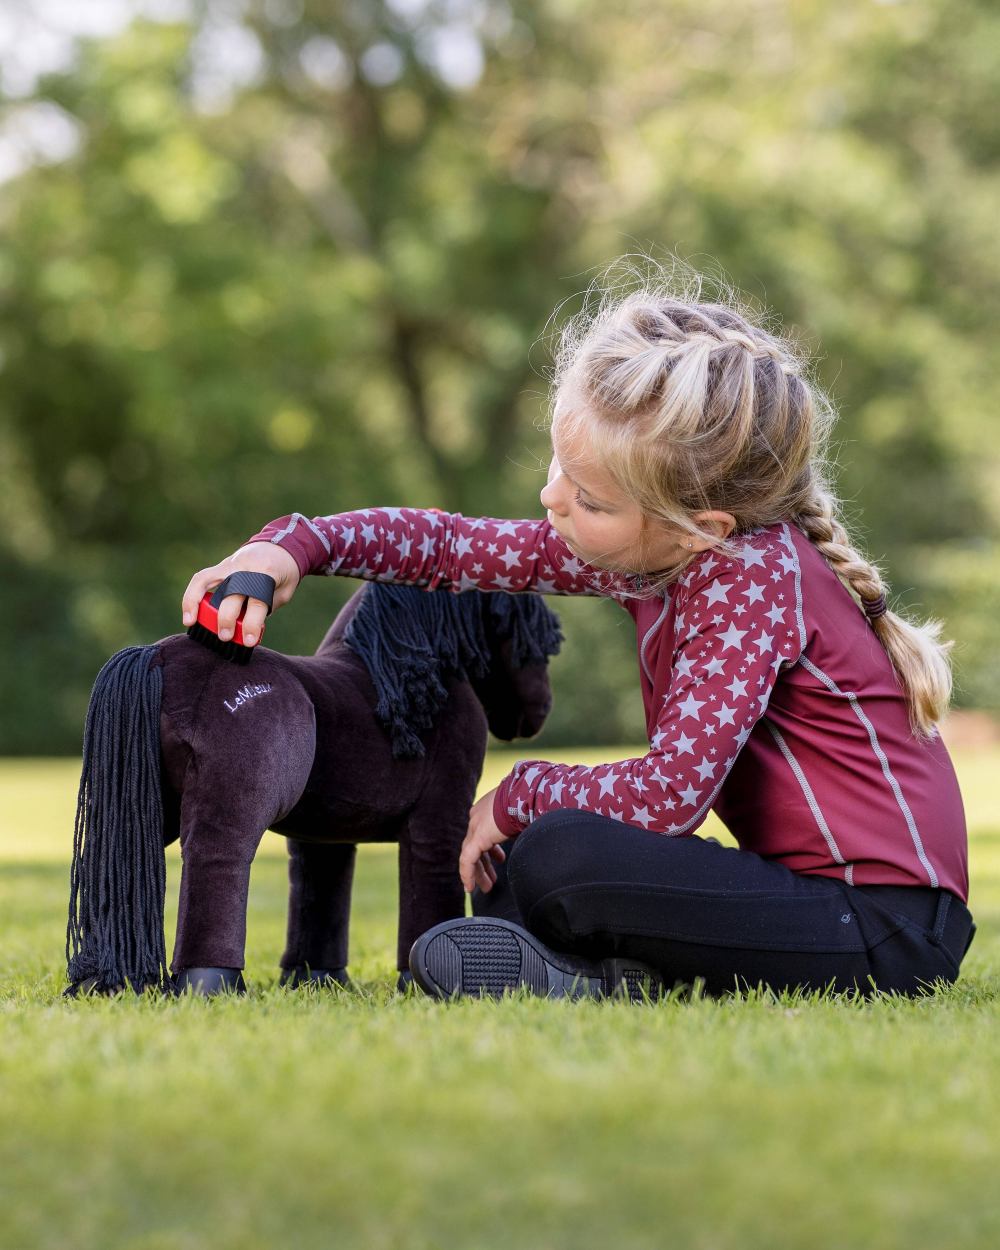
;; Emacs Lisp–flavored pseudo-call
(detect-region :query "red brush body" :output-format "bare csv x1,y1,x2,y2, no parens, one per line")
185,570,276,665
194,593,262,648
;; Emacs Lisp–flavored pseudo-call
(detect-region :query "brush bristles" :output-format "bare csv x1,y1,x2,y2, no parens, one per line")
186,621,255,665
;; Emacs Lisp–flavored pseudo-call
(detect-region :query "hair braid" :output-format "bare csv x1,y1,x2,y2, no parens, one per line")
791,476,955,741
548,251,958,742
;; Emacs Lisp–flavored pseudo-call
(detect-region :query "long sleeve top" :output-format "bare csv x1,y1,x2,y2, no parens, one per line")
243,507,969,903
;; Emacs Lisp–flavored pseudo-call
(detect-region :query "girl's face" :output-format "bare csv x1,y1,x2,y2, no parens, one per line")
539,421,691,575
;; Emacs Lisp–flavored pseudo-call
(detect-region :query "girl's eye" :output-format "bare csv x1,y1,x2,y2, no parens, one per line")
574,489,600,513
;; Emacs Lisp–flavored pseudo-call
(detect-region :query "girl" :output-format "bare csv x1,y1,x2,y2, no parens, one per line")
181,261,975,1002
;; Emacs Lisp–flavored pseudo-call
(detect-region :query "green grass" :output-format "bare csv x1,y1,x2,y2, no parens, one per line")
1,748,998,1250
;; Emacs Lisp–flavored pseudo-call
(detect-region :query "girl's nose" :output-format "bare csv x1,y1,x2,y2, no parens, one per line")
539,480,565,515
540,459,566,514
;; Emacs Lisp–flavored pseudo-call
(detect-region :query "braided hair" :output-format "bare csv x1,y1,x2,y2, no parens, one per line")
544,253,954,741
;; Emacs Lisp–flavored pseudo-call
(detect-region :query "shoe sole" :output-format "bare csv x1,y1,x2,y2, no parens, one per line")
408,917,665,1002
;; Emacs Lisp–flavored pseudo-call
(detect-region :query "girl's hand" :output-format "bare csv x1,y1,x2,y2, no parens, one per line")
180,541,302,645
459,786,513,894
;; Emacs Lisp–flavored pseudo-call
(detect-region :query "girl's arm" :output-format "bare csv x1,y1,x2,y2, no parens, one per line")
241,507,640,600
490,526,807,837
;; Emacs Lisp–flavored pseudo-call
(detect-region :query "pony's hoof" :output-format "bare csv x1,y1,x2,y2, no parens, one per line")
64,977,104,998
279,965,351,988
396,969,415,993
174,967,247,996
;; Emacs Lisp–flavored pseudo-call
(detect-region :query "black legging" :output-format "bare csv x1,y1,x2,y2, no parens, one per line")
471,809,976,999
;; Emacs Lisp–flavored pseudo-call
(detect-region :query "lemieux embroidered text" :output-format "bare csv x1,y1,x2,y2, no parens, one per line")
223,682,273,714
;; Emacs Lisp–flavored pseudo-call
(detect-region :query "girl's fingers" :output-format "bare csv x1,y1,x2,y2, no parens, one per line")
182,543,300,631
475,856,493,893
459,844,478,893
214,593,248,641
181,570,218,624
182,582,266,644
487,843,506,863
238,598,270,646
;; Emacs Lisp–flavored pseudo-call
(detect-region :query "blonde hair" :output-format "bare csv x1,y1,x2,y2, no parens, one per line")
542,253,954,742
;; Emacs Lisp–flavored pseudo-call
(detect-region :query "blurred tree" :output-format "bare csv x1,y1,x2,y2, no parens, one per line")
1,0,997,753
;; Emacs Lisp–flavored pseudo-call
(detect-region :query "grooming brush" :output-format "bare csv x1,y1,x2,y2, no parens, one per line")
186,570,276,665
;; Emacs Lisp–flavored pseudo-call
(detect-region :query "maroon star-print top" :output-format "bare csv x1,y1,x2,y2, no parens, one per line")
244,507,969,902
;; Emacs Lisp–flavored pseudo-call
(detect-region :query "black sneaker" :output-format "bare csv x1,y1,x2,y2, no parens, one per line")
408,917,666,1002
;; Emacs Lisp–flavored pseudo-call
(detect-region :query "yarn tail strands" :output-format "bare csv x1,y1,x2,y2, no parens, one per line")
66,645,169,994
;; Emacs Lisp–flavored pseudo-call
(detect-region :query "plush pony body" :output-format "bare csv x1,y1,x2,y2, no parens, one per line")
66,582,563,994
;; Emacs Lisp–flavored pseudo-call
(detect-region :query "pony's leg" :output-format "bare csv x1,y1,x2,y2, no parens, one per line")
397,804,468,975
395,686,486,983
280,839,357,982
166,663,317,988
172,798,267,978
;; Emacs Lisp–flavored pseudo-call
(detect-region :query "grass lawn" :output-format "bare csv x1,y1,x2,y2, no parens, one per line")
1,747,998,1250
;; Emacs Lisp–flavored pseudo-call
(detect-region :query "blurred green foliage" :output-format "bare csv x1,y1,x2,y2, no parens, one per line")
1,0,998,753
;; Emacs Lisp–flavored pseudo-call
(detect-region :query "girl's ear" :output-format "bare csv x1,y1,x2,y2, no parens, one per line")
694,511,737,543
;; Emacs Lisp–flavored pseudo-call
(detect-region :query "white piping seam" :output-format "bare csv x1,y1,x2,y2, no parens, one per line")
764,719,849,870
778,522,807,654
640,595,671,685
653,718,761,838
662,765,732,837
797,654,939,888
268,512,332,556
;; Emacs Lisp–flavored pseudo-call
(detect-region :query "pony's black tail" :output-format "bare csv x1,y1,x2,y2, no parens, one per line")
66,645,169,994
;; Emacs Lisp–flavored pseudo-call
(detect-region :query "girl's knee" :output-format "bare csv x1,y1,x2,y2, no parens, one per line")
506,810,598,913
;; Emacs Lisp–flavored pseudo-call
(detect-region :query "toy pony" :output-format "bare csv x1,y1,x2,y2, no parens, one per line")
65,578,563,995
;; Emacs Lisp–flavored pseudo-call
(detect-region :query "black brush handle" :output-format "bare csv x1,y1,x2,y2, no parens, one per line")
209,571,276,616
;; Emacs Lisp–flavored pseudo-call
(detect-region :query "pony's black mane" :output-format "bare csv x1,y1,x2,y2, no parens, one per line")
342,582,563,758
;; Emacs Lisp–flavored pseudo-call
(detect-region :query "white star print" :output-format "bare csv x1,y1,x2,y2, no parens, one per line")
678,782,702,807
718,622,748,651
702,580,735,607
739,544,768,570
258,508,814,841
677,692,706,721
672,730,697,755
674,653,697,679
742,581,766,605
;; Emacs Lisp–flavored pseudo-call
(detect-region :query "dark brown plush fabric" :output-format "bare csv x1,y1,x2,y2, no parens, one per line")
153,585,557,976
